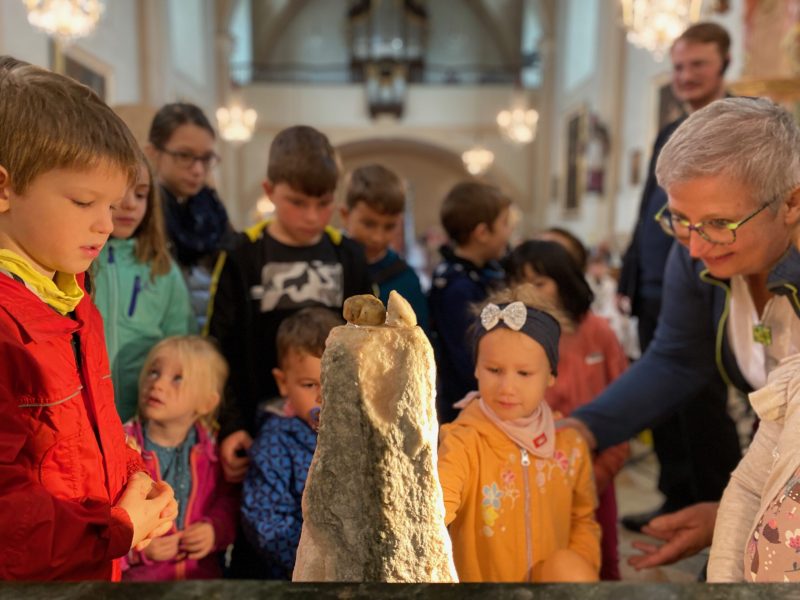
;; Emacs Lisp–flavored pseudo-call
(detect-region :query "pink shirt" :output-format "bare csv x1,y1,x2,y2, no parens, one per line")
545,312,628,416
545,312,629,491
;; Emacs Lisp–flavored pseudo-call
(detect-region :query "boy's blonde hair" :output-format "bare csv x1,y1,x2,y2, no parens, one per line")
139,336,229,430
276,307,344,367
345,164,406,214
440,182,511,246
0,56,139,193
133,155,172,279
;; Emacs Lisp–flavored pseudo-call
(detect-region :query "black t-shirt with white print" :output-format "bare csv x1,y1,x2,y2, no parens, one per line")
209,227,372,437
253,233,343,311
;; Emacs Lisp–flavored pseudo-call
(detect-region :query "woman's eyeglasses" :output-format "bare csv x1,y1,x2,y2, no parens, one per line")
654,196,781,245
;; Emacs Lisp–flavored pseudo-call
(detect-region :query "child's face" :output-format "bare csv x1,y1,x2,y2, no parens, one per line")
265,181,335,246
340,201,401,263
111,163,149,240
272,349,322,427
522,265,560,308
475,328,555,421
0,163,128,277
151,123,216,199
139,349,217,429
475,207,512,262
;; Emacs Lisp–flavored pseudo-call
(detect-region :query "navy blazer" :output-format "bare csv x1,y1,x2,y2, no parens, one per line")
576,244,800,450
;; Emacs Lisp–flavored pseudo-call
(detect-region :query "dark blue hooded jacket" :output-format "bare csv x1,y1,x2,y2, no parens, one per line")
576,245,800,450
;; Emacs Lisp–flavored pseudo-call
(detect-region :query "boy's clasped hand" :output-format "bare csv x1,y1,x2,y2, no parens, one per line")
116,472,178,551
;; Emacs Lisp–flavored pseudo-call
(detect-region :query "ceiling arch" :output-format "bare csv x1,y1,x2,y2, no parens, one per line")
337,136,522,203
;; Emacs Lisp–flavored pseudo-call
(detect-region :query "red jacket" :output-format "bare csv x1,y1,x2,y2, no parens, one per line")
122,419,238,580
0,273,144,580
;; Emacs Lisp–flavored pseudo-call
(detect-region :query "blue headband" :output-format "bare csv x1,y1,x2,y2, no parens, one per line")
473,301,560,375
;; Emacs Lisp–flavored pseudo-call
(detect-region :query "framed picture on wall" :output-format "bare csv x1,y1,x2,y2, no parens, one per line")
630,148,643,186
654,73,687,132
563,105,587,217
49,41,111,102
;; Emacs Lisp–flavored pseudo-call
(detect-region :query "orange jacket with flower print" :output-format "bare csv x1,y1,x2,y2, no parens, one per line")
438,399,600,582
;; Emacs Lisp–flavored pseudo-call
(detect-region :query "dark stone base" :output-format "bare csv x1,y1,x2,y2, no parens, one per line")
0,582,794,600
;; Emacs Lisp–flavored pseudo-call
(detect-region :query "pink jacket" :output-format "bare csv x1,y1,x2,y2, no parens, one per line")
121,419,239,580
544,312,629,492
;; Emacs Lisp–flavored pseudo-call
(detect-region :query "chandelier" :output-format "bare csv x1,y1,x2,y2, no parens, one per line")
216,105,258,144
620,0,705,60
461,145,495,176
496,105,539,145
23,0,104,43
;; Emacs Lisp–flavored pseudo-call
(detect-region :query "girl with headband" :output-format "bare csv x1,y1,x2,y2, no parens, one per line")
437,284,601,582
505,239,629,580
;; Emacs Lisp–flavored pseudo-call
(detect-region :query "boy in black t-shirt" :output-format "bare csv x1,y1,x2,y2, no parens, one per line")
207,125,371,578
207,125,371,480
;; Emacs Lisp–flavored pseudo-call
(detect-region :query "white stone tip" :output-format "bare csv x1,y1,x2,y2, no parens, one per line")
386,290,417,328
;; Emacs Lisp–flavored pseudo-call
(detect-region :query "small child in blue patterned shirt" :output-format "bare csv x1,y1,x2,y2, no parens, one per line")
241,307,343,579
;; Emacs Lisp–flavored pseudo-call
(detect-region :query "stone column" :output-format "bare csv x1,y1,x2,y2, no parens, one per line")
293,293,457,582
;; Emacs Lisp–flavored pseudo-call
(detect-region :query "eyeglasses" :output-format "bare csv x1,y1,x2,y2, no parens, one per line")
157,147,220,170
654,196,781,246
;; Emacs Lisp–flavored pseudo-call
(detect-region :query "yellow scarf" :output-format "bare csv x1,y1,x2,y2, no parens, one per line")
0,249,84,315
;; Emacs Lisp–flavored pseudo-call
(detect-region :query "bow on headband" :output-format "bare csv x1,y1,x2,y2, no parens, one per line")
481,301,527,331
474,300,561,375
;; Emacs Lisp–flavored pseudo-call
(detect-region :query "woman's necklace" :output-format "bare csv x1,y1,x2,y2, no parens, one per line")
754,297,775,346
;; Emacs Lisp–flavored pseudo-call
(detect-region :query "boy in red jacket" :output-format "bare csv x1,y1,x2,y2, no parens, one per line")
0,56,177,580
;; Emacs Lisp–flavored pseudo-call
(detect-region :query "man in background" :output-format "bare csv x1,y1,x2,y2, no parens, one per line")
617,22,740,535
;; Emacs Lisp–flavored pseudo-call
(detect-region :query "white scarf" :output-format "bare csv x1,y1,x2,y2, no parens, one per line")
477,396,556,458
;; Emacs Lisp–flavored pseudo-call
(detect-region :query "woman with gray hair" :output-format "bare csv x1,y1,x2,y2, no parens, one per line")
562,96,800,576
656,97,800,285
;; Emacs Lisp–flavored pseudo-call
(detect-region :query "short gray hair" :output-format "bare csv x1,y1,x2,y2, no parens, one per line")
656,97,800,203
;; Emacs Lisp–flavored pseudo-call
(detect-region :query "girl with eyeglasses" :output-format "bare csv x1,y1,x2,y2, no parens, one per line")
146,103,240,329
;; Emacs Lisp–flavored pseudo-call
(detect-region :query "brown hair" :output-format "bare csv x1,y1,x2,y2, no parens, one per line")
440,182,511,245
267,126,339,196
504,240,593,325
345,164,406,214
276,307,344,367
148,102,216,149
139,336,229,431
539,226,588,271
674,22,731,66
0,55,139,194
132,154,172,279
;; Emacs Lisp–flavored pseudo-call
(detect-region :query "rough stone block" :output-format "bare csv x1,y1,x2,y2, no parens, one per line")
293,292,457,582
